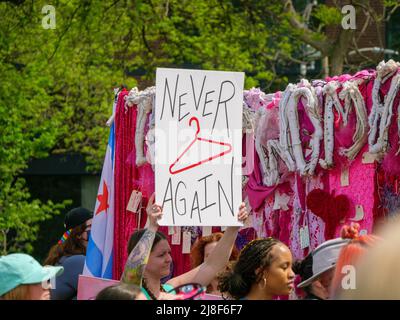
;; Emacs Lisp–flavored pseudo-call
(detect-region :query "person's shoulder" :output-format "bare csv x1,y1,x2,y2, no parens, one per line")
62,255,86,267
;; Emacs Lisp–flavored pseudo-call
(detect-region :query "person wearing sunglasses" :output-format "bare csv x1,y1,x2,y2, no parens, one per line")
121,193,248,300
44,207,93,300
94,282,205,300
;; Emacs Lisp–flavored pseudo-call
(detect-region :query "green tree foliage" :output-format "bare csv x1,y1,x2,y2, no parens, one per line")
0,0,301,253
2,0,396,254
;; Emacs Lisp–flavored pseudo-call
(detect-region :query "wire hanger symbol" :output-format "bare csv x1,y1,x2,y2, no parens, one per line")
169,116,232,175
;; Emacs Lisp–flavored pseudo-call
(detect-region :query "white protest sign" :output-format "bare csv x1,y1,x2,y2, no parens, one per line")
155,68,244,226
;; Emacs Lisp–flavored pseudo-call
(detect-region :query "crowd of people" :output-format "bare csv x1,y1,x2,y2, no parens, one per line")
1,193,400,300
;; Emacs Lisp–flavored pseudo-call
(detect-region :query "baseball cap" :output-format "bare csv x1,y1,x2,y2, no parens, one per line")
0,253,64,296
64,207,93,230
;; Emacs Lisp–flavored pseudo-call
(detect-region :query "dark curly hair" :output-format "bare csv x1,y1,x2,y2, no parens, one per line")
217,237,281,300
292,253,313,295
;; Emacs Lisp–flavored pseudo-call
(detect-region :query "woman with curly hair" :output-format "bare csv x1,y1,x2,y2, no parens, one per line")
190,232,239,295
218,237,295,300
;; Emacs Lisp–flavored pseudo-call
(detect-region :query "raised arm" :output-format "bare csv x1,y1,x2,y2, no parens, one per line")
120,193,162,286
166,203,249,288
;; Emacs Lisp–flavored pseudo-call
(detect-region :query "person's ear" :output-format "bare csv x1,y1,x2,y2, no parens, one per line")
313,280,323,289
257,267,269,281
255,266,264,278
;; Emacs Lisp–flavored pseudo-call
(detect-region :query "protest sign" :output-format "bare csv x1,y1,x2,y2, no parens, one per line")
155,68,244,226
77,274,119,300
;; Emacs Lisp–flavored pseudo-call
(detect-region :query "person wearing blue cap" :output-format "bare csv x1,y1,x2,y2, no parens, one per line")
0,253,63,300
44,207,93,300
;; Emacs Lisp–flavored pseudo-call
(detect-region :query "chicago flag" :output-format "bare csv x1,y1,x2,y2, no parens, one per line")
83,94,118,279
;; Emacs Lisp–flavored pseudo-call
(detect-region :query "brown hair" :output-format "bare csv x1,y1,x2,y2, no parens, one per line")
127,229,167,254
190,232,239,268
96,283,142,300
1,284,30,300
44,222,87,266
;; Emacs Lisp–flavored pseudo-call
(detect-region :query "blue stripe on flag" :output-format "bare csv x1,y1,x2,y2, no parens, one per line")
108,124,115,166
102,250,113,279
85,237,104,277
84,96,116,280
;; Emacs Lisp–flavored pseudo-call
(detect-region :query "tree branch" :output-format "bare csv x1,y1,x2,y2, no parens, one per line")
354,0,385,53
385,3,400,22
1,229,8,255
141,25,153,53
165,0,169,17
356,9,371,43
275,50,306,65
105,0,121,12
0,0,25,5
280,0,330,55
349,36,376,64
48,3,82,62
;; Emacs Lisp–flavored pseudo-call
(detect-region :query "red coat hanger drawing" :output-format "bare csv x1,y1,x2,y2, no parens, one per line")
169,116,232,175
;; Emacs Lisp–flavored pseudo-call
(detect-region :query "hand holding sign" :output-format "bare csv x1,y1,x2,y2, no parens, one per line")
145,193,163,232
222,203,249,235
155,68,244,226
236,202,249,225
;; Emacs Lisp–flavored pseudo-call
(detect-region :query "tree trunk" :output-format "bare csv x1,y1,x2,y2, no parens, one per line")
322,56,330,79
1,229,7,255
329,28,355,76
329,52,345,76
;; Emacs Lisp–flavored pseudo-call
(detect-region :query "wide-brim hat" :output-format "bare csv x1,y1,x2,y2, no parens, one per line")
297,238,350,288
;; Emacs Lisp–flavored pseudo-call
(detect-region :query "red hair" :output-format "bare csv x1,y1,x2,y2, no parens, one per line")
331,223,381,297
190,232,239,268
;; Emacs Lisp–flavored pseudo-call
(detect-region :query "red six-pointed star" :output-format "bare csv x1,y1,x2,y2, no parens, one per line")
96,181,109,215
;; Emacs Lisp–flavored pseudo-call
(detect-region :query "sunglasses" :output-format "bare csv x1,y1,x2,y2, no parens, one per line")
167,283,206,300
84,228,91,241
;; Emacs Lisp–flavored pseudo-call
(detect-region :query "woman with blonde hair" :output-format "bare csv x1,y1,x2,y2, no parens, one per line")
0,253,63,300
